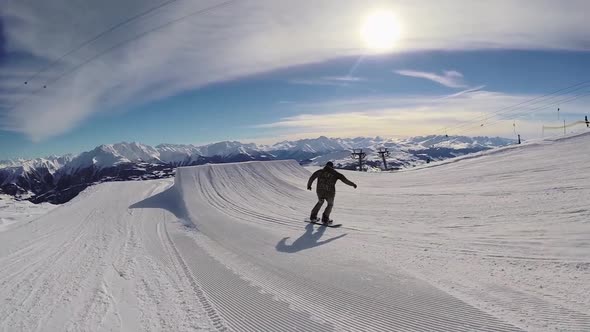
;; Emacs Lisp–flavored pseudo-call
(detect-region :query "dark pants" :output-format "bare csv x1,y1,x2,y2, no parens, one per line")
310,194,335,221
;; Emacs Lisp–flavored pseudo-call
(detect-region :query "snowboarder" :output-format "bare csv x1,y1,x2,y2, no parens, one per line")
307,161,357,224
585,115,589,128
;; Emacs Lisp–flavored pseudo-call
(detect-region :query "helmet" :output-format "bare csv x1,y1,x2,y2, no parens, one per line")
325,161,334,168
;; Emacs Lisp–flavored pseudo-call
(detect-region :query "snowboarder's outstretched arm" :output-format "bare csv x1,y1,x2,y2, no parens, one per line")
307,170,320,190
341,176,357,189
335,171,357,188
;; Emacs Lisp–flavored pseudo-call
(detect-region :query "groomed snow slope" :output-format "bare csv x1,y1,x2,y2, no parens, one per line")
1,132,589,331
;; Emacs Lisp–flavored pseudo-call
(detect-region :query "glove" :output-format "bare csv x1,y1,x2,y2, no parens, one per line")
307,186,312,191
353,183,357,189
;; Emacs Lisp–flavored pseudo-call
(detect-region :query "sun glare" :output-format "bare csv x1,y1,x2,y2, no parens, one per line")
360,10,400,52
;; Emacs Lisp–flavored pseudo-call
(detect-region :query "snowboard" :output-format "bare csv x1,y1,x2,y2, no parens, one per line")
304,219,342,228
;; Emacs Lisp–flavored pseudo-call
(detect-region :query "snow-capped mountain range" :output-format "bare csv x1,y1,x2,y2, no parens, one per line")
0,135,513,203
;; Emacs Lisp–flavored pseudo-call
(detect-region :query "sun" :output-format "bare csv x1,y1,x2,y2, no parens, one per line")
360,10,401,52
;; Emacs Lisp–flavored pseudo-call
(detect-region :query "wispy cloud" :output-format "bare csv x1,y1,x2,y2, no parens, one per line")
289,76,366,87
395,69,468,88
256,90,588,139
1,0,589,140
322,76,367,82
288,79,347,87
442,85,486,99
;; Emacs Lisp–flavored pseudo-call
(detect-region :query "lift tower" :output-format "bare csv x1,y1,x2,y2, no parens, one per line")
351,149,366,172
377,147,390,170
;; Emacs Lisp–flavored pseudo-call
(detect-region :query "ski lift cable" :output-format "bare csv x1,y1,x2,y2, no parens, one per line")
435,80,590,135
447,93,575,138
4,0,237,113
477,90,590,130
23,0,181,85
450,84,590,134
453,90,590,136
486,91,590,128
443,81,590,135
44,0,236,86
440,80,590,134
542,120,586,130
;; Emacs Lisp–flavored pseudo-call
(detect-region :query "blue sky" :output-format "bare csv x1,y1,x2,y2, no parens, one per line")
1,1,590,159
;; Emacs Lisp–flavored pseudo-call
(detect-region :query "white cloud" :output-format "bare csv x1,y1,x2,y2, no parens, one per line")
288,79,348,87
0,0,589,140
256,90,589,139
395,69,468,88
322,76,367,82
441,85,486,99
289,76,366,87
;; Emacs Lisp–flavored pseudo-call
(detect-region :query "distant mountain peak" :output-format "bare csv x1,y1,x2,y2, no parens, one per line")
1,135,514,203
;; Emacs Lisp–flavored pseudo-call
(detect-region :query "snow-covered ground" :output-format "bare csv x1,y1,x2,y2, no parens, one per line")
0,195,56,232
0,132,588,331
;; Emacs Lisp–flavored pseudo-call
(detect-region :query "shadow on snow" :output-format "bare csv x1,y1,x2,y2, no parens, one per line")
128,186,195,228
276,222,346,253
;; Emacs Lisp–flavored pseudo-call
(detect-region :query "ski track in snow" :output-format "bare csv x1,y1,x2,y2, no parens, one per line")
1,132,590,331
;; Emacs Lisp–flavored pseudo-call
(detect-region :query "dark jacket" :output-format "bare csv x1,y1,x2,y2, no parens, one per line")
307,166,355,197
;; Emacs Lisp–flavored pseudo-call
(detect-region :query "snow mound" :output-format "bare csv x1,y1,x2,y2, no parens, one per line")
167,137,590,331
